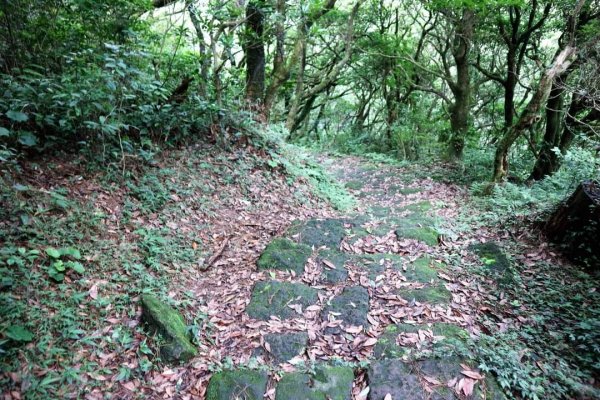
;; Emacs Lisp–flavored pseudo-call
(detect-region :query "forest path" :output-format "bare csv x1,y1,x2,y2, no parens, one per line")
205,155,506,400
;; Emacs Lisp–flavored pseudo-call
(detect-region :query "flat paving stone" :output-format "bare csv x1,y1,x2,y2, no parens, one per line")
374,323,469,359
263,332,308,364
399,285,452,304
317,250,350,284
246,281,318,320
402,257,441,284
206,370,268,400
257,238,312,275
290,219,350,249
368,360,427,400
469,242,515,286
353,254,403,281
322,286,369,334
275,365,354,400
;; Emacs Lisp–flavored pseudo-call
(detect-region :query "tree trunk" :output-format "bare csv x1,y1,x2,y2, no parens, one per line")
492,45,576,182
245,1,265,104
545,180,600,268
447,9,475,160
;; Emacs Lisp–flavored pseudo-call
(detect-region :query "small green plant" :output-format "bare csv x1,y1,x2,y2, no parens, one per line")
45,247,85,282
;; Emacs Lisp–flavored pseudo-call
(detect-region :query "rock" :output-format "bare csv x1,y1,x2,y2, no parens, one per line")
374,323,469,359
395,220,439,246
368,360,427,400
206,370,268,400
275,365,354,400
317,250,350,284
262,332,308,364
289,219,350,249
469,242,515,286
402,201,433,213
322,286,370,334
246,281,318,320
141,294,197,362
257,238,312,275
353,254,402,281
345,180,364,190
399,285,452,304
401,257,440,283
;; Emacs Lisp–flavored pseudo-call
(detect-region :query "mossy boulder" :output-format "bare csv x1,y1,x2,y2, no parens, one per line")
263,332,308,364
289,219,349,249
246,281,318,320
322,286,370,334
257,238,312,275
141,294,197,363
368,360,427,400
317,250,350,284
395,224,439,246
402,257,440,283
275,366,354,400
206,370,268,400
469,242,515,286
374,323,468,359
399,285,452,304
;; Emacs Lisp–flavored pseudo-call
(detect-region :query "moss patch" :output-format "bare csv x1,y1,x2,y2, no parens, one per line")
354,254,404,280
368,360,426,400
206,370,268,400
317,250,350,284
402,201,433,213
246,281,318,320
275,366,354,400
469,242,516,286
344,180,364,190
140,294,197,363
395,224,439,246
288,218,349,249
399,285,452,304
257,238,312,275
263,332,308,364
401,257,440,283
322,286,370,334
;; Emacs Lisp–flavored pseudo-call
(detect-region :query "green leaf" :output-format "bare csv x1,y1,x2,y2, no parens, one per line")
0,127,9,137
53,260,65,272
48,268,64,282
6,110,28,122
17,131,38,147
68,261,85,274
45,247,61,259
13,183,29,191
60,247,81,259
5,325,34,342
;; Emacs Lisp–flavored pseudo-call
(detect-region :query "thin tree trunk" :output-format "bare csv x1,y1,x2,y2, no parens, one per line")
245,1,265,104
492,45,576,182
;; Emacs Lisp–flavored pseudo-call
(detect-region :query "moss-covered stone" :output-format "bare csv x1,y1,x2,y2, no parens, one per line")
263,332,308,364
317,250,350,284
374,323,468,359
344,180,364,190
206,370,268,400
399,285,452,304
395,224,439,246
257,238,312,275
402,257,440,283
402,201,433,213
368,360,427,400
246,281,318,320
275,366,354,400
289,219,349,249
469,242,516,286
322,286,370,334
141,294,197,363
354,254,404,280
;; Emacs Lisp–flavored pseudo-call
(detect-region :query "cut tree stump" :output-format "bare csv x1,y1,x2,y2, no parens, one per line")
545,180,600,268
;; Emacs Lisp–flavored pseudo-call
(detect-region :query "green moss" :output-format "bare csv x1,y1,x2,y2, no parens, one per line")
395,225,439,246
206,370,268,400
399,285,452,304
469,242,516,286
288,219,349,249
263,332,308,364
345,180,364,190
402,201,433,213
141,294,197,362
246,281,318,320
257,238,312,275
275,366,354,400
368,360,426,399
402,257,440,283
317,250,350,284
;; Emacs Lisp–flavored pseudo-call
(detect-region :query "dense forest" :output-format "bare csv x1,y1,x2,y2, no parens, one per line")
1,0,599,399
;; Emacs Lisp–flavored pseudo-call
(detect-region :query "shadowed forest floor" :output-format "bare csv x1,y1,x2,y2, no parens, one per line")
1,148,598,399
